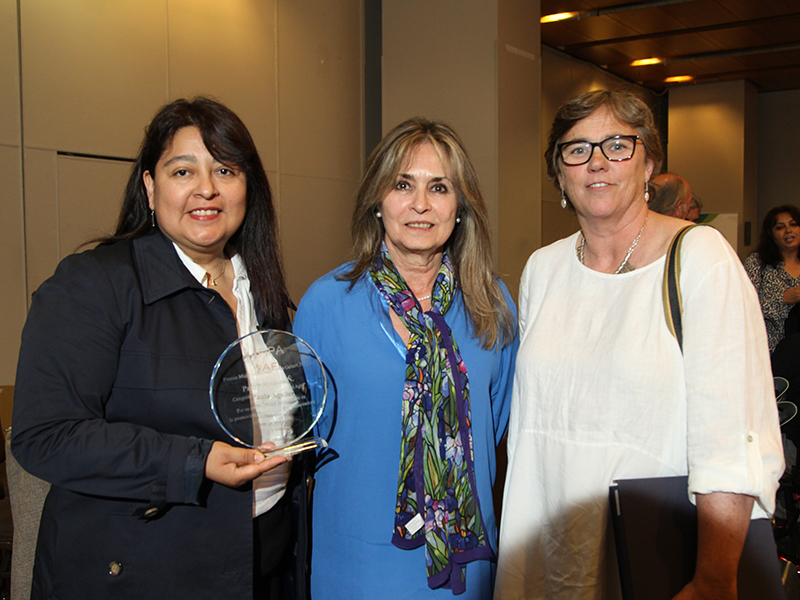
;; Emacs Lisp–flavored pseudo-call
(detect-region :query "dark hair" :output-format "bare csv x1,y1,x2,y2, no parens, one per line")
755,205,800,267
108,97,290,328
342,117,514,349
544,89,664,209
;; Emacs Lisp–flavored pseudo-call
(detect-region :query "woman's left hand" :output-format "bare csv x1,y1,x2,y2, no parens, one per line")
670,491,755,600
204,441,289,488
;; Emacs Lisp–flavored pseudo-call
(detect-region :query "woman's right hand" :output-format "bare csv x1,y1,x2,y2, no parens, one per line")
784,287,800,305
204,441,288,488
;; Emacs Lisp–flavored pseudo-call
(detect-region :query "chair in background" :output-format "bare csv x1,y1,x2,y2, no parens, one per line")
6,431,50,600
0,426,11,600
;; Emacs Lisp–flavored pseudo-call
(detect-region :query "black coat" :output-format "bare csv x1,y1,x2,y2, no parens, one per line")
12,231,309,600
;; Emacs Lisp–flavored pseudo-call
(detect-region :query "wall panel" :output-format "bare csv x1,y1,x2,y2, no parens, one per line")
0,0,24,385
757,90,800,229
382,0,499,261
277,0,362,182
669,81,754,257
0,0,20,145
168,0,279,173
56,156,131,257
20,0,167,157
23,148,58,297
276,0,363,294
498,0,541,295
280,174,357,302
0,145,26,384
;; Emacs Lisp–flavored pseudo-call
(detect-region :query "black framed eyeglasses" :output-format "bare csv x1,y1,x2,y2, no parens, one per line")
558,135,641,166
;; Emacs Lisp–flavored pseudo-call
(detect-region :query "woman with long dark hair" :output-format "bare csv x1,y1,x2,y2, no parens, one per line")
745,205,800,353
12,97,306,600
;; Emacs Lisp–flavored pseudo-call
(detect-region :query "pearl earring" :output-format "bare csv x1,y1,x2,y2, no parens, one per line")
456,217,461,224
151,210,156,228
375,210,382,218
560,189,567,209
644,181,650,203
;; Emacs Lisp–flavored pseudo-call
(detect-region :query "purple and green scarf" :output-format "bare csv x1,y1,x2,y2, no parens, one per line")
370,247,492,595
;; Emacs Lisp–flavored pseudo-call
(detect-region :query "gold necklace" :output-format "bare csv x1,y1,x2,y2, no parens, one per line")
203,261,227,287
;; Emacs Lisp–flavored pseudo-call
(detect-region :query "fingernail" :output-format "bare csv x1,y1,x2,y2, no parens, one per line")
254,452,264,463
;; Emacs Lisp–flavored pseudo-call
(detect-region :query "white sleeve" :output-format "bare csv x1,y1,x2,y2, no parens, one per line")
680,228,783,517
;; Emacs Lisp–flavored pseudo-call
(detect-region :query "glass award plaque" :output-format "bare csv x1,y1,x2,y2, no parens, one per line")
210,329,327,457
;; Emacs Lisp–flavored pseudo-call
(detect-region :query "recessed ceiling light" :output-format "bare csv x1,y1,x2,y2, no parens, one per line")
631,58,663,67
664,75,694,83
541,12,580,23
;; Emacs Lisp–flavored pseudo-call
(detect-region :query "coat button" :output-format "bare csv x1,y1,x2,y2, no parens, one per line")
109,561,123,576
144,507,159,518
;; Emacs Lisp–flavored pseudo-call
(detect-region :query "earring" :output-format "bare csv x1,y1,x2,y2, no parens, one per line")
151,209,156,228
644,181,650,203
560,189,567,209
456,217,461,224
375,210,382,218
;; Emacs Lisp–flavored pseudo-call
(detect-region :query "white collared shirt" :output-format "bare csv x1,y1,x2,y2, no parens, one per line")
174,244,288,516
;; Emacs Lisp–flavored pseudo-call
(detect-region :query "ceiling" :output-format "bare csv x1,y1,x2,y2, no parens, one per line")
540,0,800,93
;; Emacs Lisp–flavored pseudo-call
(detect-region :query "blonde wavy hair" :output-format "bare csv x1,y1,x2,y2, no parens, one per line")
341,117,515,350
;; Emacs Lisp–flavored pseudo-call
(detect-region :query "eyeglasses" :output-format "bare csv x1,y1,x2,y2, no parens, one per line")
558,135,641,166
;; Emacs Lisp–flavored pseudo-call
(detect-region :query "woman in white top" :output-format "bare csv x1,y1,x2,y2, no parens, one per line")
494,90,783,600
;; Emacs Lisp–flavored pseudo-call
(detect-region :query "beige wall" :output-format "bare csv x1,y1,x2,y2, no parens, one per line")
1,0,363,389
277,1,363,297
0,0,26,391
0,0,20,146
668,81,758,258
497,0,542,300
382,0,541,298
382,0,500,255
758,89,800,230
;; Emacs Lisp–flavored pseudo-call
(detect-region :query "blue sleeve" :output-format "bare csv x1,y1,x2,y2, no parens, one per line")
294,276,336,443
491,281,519,445
293,289,319,344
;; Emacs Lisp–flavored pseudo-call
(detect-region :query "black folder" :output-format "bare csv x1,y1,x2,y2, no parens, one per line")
609,475,784,600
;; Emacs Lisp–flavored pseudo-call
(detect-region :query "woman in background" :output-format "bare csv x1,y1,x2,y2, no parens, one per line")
12,97,307,600
495,90,783,600
294,117,517,598
745,205,800,354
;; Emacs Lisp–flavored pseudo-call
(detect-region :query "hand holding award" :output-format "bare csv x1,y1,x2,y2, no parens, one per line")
210,329,327,457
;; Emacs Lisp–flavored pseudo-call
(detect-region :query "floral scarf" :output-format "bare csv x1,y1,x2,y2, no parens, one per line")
370,247,492,595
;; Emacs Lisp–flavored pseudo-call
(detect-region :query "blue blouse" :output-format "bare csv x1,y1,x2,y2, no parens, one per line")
294,264,517,599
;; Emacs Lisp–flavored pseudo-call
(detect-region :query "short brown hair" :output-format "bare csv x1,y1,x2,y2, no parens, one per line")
544,89,664,194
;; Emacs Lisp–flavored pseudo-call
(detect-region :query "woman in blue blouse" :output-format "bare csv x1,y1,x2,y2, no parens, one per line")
745,205,800,353
294,118,517,599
